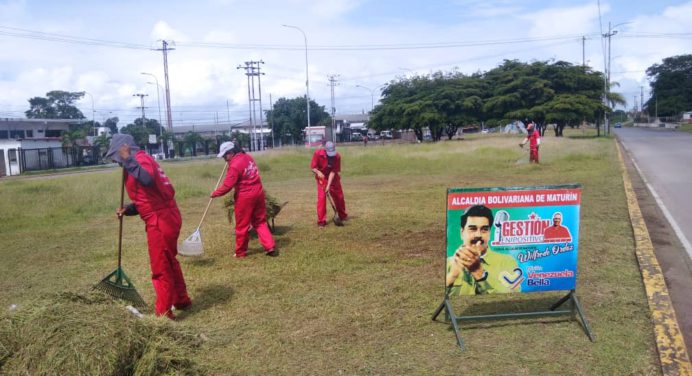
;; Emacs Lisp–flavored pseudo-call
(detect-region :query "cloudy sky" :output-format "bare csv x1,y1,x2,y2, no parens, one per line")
1,0,691,128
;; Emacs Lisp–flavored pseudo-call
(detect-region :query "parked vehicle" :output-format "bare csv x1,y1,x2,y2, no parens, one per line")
351,133,363,142
380,130,393,139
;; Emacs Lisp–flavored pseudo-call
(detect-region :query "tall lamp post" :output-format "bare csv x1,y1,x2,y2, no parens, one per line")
141,72,165,158
355,85,375,112
602,21,631,136
83,91,96,136
282,24,310,146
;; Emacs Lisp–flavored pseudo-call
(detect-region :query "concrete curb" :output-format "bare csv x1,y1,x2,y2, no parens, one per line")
616,142,692,375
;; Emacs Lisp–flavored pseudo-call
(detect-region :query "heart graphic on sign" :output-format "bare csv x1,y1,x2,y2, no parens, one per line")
499,268,524,289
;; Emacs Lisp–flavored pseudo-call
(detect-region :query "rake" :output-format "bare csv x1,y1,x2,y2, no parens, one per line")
179,163,228,257
94,168,146,308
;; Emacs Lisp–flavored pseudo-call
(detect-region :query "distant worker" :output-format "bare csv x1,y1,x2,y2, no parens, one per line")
107,134,191,320
211,141,277,258
311,141,348,227
363,134,368,147
520,122,541,163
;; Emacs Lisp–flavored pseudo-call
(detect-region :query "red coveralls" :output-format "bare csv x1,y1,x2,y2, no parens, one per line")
125,151,190,317
528,129,540,163
212,153,275,258
311,149,348,226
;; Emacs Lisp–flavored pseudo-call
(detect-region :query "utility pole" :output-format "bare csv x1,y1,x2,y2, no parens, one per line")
328,74,340,143
237,60,265,151
269,93,275,148
602,22,617,137
155,40,175,132
582,36,586,67
640,86,644,122
133,93,149,124
226,99,231,134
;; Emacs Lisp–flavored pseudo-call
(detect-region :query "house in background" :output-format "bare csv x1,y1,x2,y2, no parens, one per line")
334,114,370,142
0,118,85,176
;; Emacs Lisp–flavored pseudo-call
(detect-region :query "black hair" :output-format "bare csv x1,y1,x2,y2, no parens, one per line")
461,205,494,229
232,143,244,154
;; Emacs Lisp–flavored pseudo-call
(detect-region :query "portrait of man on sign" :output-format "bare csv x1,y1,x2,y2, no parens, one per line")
446,205,521,295
543,212,572,243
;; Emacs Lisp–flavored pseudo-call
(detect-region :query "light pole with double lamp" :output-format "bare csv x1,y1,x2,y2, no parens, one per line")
282,24,311,146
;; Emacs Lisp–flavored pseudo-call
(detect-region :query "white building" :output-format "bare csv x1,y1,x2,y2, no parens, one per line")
0,118,85,176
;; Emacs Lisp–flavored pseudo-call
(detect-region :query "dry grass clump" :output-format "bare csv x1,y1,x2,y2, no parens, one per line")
0,291,205,376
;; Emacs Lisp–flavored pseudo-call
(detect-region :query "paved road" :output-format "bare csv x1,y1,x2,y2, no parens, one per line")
616,126,692,353
615,127,692,260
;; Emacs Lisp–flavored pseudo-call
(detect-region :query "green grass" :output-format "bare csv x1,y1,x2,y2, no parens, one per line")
679,123,692,132
0,130,660,375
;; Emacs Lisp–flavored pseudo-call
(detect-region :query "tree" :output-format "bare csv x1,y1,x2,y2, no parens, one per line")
25,91,86,119
104,117,119,135
371,60,608,141
645,54,692,117
266,97,331,144
120,118,164,147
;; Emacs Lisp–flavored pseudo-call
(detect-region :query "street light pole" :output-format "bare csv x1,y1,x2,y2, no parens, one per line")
602,21,631,136
355,85,375,112
141,72,165,158
282,24,310,146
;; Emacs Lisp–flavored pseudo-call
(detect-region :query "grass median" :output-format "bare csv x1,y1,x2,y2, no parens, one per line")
0,130,659,375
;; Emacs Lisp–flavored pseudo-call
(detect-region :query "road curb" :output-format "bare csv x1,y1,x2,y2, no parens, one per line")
616,141,692,375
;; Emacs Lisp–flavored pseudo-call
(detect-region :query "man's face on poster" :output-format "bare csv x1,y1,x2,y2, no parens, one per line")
461,216,491,254
552,213,562,226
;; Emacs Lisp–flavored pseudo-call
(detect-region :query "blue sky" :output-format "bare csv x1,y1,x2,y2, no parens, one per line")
1,0,691,126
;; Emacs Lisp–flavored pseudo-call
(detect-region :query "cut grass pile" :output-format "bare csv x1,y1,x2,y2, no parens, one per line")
0,291,205,376
0,130,661,374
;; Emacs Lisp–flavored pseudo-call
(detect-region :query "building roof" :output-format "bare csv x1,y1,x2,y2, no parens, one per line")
0,118,85,128
170,120,271,135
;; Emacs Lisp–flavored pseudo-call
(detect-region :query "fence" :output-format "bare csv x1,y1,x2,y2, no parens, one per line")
19,146,104,172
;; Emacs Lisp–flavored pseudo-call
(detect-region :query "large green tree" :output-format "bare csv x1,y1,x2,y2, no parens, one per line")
645,54,692,117
371,60,610,140
266,97,331,144
25,91,86,119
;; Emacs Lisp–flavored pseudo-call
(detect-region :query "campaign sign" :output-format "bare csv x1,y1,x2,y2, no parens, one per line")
445,185,581,295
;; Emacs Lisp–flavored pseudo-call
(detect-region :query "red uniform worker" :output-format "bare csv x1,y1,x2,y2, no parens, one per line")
106,134,191,319
211,142,277,258
311,141,348,227
520,122,541,163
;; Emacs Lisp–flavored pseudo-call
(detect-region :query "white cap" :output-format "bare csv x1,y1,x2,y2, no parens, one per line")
217,141,235,158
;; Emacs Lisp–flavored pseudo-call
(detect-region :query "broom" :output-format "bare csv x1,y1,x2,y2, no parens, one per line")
94,168,146,308
179,163,228,256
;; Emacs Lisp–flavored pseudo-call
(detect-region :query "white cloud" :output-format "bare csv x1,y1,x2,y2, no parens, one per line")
151,21,190,43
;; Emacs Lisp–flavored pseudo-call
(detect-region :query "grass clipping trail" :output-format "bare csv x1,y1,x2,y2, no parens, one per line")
0,291,205,375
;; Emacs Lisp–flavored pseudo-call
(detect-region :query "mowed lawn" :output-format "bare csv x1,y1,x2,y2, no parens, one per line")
0,131,660,375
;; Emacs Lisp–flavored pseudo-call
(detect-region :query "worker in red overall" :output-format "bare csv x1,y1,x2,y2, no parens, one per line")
520,122,541,163
211,141,277,258
106,134,191,320
311,141,348,227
